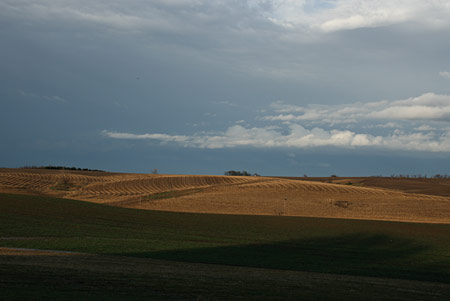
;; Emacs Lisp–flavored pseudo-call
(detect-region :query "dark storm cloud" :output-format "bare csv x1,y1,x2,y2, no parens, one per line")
1,0,450,175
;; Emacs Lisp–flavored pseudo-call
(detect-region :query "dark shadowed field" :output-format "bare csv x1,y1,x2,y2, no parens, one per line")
1,193,450,299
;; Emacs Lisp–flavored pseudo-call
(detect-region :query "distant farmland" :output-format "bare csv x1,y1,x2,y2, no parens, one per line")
1,168,449,224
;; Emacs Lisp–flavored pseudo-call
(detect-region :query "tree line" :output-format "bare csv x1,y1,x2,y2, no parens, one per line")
21,165,105,172
384,174,450,179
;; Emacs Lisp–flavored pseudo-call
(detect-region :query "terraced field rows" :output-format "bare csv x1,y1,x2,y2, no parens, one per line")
240,178,390,194
0,169,447,202
0,172,117,191
0,169,259,202
70,175,255,202
1,169,449,223
238,178,447,200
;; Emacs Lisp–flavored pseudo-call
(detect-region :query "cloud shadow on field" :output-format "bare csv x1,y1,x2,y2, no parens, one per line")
119,233,450,283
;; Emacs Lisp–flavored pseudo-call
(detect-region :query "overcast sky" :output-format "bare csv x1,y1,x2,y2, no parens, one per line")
1,0,450,176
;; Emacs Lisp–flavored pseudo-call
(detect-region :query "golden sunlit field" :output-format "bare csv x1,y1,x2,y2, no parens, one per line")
1,168,449,224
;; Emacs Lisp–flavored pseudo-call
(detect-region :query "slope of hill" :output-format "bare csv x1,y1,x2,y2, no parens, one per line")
280,176,450,197
1,168,449,224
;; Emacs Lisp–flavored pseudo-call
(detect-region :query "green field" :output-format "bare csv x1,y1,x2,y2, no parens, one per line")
1,193,450,299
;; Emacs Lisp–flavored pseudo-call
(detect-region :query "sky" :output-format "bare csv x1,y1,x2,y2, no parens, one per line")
1,0,450,176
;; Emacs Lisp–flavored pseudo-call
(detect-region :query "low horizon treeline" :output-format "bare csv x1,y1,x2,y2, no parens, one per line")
20,165,105,172
379,174,449,179
322,174,449,179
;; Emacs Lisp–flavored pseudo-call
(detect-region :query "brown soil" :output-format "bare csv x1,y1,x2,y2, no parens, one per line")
1,168,449,224
280,176,450,197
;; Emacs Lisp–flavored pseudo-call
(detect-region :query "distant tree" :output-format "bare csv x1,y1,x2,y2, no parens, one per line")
224,170,239,176
224,170,255,176
151,169,158,175
242,170,251,176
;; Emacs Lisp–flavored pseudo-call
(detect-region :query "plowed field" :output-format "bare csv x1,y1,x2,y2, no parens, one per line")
1,168,449,223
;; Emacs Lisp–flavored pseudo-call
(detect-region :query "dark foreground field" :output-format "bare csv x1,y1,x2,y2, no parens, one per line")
1,193,450,299
3,249,450,300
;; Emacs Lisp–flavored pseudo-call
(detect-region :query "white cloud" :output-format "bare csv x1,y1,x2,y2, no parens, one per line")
414,125,435,131
252,0,450,32
440,71,450,79
102,131,189,143
214,101,241,107
374,122,400,129
19,90,67,103
4,0,450,37
102,124,450,152
0,0,207,36
368,105,450,120
264,93,450,124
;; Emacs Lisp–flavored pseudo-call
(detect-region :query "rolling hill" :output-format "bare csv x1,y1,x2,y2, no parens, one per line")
1,168,449,224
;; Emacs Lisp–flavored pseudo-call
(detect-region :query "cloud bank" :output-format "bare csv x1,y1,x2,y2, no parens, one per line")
102,124,450,152
3,0,449,82
248,0,450,32
264,93,450,124
103,92,450,152
3,1,450,35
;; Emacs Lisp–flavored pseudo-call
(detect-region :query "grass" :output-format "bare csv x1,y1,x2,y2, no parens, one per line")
6,254,448,300
2,192,450,299
1,193,450,283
